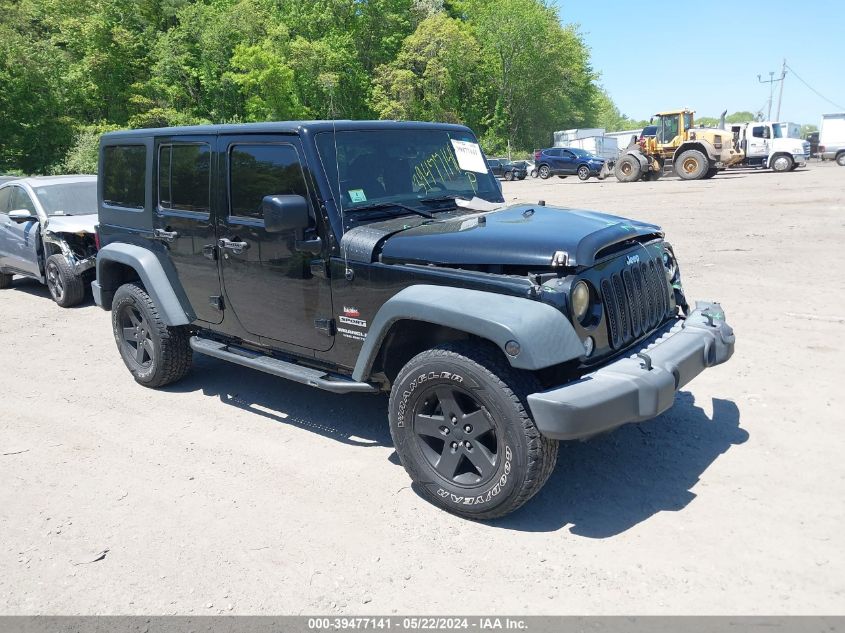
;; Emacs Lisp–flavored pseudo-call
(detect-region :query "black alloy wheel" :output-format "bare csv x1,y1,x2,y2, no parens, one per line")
118,302,154,370
412,384,500,487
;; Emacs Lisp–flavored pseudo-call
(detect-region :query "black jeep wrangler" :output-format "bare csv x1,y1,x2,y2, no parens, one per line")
93,121,734,519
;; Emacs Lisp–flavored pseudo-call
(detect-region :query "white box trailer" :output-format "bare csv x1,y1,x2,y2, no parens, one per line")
819,113,845,164
563,135,619,161
553,128,605,144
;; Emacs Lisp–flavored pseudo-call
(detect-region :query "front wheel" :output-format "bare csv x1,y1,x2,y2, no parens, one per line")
45,254,86,307
577,165,591,181
111,283,192,388
771,154,793,172
538,164,551,179
388,343,558,520
614,155,642,182
530,169,538,178
503,170,514,181
836,153,845,167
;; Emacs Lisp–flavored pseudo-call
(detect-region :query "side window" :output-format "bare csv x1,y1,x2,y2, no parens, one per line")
103,145,146,209
159,144,211,213
563,151,575,159
683,112,693,131
752,126,767,139
11,187,36,213
0,187,11,214
229,144,308,220
547,149,560,157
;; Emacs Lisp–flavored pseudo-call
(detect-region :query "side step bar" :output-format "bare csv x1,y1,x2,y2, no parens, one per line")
189,336,379,394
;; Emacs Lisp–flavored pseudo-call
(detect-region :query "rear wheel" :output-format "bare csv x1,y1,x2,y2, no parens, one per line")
577,165,591,181
529,169,537,178
388,343,558,520
45,254,85,307
771,154,793,172
675,149,708,180
538,164,551,179
614,155,642,182
111,283,192,388
836,152,845,167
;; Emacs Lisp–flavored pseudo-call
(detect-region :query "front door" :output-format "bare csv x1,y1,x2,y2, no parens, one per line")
219,135,333,352
1,186,42,277
559,150,577,174
748,125,770,160
154,136,223,324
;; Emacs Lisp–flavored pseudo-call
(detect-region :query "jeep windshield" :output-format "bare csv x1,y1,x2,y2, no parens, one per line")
315,128,503,219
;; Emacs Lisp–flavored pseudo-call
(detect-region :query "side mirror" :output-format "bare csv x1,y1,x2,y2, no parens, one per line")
8,209,36,223
262,195,310,233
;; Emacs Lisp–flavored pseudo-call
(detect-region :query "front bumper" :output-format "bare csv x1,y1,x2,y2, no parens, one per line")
527,301,735,440
793,153,808,166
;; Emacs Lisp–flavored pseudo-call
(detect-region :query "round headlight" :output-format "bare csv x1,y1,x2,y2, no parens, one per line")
571,281,590,323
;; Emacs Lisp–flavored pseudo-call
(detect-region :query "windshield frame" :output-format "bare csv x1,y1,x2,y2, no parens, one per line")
313,127,503,228
32,180,98,217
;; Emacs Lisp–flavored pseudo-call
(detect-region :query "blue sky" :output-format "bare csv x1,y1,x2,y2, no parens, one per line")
556,0,845,126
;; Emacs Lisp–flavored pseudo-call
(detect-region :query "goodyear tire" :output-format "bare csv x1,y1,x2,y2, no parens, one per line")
836,152,845,167
538,164,551,179
771,154,793,172
614,155,642,182
111,282,192,388
45,253,86,307
675,149,708,180
504,170,514,181
0,272,12,289
388,342,558,520
577,165,591,181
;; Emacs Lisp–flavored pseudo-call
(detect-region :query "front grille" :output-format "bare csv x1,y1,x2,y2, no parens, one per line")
601,255,672,350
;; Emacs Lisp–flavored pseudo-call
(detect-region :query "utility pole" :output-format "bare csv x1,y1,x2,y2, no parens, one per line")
775,58,787,121
758,71,776,120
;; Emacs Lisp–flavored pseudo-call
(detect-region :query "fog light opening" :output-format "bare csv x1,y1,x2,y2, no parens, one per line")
505,340,521,357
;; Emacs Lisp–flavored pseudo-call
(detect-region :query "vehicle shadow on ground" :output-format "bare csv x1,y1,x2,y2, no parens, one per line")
165,354,393,447
6,276,95,307
489,392,747,537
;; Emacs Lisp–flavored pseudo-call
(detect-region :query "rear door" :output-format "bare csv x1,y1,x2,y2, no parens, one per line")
219,134,333,351
154,136,223,324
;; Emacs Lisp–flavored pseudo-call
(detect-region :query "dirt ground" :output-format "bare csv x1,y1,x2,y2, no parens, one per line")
1,161,843,615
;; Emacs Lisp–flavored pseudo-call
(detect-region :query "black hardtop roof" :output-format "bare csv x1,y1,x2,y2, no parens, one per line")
102,120,474,140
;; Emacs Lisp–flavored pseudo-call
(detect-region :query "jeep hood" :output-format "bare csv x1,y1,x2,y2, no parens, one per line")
44,213,97,234
351,204,662,269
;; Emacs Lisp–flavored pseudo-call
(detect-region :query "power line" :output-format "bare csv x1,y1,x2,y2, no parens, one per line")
784,63,845,111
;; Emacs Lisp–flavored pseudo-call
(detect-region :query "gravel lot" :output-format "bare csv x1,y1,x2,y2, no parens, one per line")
1,161,843,615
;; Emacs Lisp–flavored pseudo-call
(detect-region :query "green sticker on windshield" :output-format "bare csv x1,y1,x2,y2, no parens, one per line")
348,189,367,203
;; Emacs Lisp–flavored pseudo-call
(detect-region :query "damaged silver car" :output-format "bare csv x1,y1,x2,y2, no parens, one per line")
0,175,98,307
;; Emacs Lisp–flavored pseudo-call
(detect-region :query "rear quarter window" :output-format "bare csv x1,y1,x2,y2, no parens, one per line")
103,145,146,209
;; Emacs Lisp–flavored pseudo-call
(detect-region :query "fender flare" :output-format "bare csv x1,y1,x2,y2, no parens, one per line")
351,285,585,382
95,243,192,325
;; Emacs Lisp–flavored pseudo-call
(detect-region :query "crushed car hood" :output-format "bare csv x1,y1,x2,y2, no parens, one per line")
44,214,97,234
357,204,663,269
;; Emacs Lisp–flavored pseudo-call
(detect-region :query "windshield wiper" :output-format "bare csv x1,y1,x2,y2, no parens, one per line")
419,195,470,206
348,202,434,219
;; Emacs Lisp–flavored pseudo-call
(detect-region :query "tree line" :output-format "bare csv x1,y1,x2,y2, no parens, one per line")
0,0,622,174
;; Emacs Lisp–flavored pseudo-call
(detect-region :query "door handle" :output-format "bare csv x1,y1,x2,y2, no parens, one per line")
154,228,179,242
218,238,249,253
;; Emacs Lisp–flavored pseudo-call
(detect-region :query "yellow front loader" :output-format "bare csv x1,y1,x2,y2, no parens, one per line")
611,109,744,182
